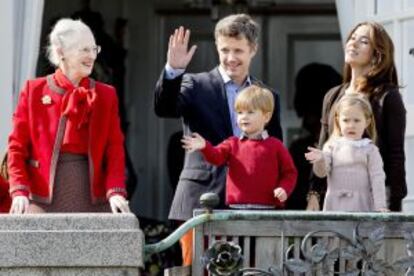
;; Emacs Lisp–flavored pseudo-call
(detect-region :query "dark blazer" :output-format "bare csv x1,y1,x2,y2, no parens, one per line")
311,83,406,211
154,67,283,220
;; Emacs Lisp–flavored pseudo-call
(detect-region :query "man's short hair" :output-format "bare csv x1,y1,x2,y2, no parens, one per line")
235,85,274,115
214,14,259,45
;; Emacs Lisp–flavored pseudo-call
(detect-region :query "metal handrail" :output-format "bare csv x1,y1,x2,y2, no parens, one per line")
143,209,414,259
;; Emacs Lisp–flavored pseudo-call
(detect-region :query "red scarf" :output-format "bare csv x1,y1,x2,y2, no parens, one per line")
54,69,97,150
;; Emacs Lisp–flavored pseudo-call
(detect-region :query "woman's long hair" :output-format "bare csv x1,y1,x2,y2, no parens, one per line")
343,22,399,97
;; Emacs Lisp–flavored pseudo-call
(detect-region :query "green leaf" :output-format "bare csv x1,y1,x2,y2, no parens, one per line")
363,239,381,257
393,256,414,271
325,248,339,265
341,245,361,260
285,259,311,273
404,232,414,252
369,227,384,243
364,269,378,276
310,243,328,263
342,270,360,276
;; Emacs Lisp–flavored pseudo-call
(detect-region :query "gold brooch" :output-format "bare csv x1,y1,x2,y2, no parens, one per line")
41,95,52,105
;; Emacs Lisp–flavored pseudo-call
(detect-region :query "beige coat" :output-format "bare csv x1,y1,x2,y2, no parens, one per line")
313,137,386,212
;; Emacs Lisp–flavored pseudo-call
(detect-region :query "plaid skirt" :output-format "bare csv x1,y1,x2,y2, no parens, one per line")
27,153,110,213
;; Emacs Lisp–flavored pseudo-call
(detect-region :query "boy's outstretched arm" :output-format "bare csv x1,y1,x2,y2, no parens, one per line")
181,133,206,152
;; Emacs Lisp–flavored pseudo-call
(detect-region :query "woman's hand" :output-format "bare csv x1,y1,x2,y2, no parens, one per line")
9,196,29,214
306,193,320,211
273,187,287,202
181,133,206,152
305,147,324,163
109,195,131,213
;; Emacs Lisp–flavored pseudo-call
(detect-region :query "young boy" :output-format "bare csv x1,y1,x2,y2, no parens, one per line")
182,85,297,208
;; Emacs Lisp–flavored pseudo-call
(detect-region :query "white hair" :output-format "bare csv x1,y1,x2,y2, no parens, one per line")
47,18,94,66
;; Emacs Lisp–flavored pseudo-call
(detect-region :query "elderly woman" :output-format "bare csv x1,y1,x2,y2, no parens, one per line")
8,18,130,214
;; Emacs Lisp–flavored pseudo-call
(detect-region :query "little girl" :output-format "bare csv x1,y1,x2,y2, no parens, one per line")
305,94,388,212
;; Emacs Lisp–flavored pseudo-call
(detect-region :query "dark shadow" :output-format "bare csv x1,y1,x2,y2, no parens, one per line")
167,131,185,194
140,217,183,275
286,63,342,210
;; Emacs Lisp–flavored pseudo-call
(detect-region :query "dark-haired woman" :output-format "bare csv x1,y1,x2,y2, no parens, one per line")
307,21,406,212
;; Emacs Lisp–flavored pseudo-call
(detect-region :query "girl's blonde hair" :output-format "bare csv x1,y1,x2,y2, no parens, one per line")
332,94,377,143
234,85,274,115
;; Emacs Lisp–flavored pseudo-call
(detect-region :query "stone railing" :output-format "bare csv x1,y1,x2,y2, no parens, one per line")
191,210,414,276
0,213,144,276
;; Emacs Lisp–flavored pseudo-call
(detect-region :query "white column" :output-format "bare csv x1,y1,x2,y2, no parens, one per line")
0,0,14,150
0,0,44,150
13,0,44,105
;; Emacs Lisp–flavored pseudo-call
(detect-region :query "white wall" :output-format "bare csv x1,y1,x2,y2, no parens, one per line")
0,0,14,151
335,0,355,43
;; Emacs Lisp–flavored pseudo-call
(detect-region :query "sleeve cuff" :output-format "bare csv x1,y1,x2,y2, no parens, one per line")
165,63,185,80
200,141,211,154
11,190,29,198
106,187,127,199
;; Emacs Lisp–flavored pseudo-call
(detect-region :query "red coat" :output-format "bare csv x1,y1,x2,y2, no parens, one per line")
8,74,127,204
0,177,11,213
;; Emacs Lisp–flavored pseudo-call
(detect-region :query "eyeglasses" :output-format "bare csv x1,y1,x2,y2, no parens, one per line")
78,45,101,55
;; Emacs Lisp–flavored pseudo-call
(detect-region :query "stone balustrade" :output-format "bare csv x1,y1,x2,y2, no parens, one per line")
0,213,144,276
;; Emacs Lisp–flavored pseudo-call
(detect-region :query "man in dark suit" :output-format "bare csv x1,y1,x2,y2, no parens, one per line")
154,14,283,265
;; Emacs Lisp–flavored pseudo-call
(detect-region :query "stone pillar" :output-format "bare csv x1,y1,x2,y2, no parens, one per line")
0,213,144,275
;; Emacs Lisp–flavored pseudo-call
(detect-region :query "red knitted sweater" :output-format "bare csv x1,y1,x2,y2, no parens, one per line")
201,136,297,207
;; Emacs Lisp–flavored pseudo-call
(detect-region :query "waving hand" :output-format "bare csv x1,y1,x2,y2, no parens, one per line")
167,26,197,69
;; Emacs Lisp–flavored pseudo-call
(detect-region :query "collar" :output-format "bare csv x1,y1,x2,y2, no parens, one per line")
336,137,372,147
239,130,269,140
218,65,251,86
47,73,95,95
53,69,91,93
